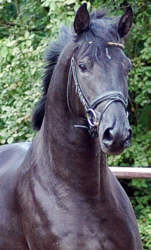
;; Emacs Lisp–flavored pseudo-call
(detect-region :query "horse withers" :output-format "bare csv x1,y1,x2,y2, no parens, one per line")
0,4,142,250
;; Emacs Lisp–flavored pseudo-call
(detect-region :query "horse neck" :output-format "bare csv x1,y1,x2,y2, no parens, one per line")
39,47,108,200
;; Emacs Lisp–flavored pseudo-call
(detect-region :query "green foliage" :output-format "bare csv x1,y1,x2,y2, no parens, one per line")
41,0,78,36
138,208,151,250
0,0,151,248
0,33,45,143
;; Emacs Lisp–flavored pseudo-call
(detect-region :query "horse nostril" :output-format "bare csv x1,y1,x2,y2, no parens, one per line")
102,127,132,149
103,128,114,146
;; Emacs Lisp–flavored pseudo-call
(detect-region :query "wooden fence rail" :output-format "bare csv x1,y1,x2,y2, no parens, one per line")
109,167,151,179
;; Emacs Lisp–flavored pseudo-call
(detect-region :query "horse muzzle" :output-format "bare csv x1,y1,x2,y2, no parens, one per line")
100,125,132,154
98,103,132,154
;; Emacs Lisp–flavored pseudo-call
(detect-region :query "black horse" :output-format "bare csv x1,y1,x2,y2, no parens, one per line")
0,4,142,250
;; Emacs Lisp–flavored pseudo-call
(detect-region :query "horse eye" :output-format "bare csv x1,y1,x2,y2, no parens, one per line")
79,64,87,72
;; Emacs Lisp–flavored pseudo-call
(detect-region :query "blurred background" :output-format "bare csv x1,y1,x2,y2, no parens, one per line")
0,0,151,248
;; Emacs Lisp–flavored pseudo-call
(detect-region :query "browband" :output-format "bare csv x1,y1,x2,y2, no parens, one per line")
107,42,125,49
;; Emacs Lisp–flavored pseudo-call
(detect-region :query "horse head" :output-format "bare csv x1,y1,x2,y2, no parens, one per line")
68,3,133,155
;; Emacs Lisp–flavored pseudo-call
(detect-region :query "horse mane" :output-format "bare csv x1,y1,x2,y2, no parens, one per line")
32,25,72,130
32,10,107,130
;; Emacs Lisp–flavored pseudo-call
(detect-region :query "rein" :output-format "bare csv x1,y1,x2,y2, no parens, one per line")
67,42,128,138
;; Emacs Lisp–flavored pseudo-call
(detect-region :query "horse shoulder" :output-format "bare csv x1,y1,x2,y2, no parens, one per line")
0,142,31,249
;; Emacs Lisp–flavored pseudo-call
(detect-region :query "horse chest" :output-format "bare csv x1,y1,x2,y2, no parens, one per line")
22,187,130,250
33,206,112,250
49,208,106,250
47,206,134,250
17,168,141,250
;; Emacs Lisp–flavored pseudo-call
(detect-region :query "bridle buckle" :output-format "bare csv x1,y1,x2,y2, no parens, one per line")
87,108,98,128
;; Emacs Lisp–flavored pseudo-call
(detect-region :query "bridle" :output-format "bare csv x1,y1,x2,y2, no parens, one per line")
67,42,128,138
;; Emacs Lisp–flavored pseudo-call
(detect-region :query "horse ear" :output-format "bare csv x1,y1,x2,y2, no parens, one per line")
74,3,90,35
118,6,133,38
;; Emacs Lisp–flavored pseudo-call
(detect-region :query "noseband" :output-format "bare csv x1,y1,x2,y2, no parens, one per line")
67,43,128,138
